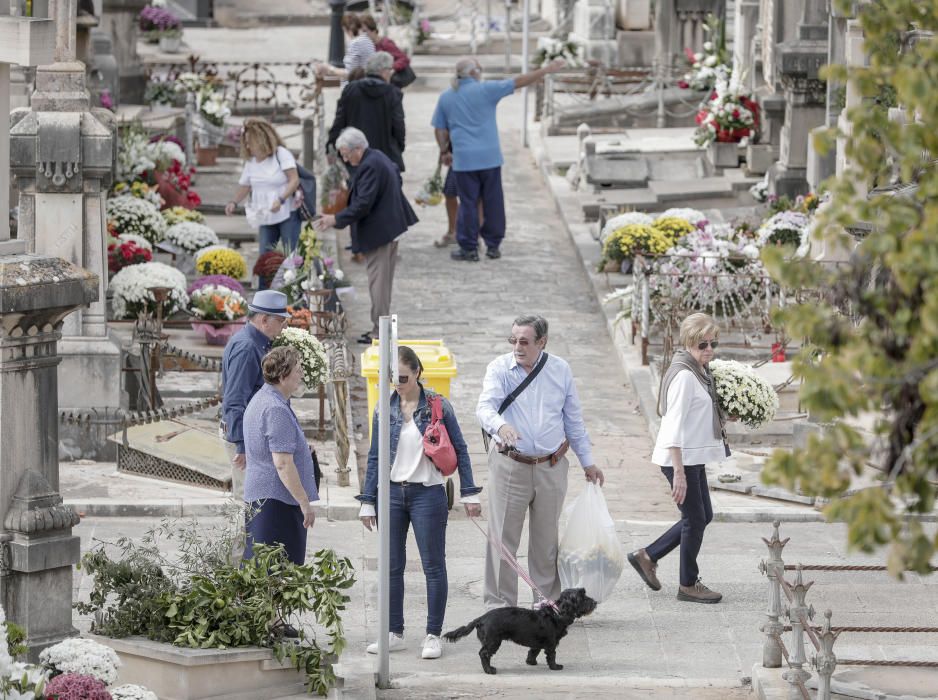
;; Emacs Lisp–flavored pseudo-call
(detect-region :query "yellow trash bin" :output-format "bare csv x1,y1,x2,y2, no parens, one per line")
360,339,457,441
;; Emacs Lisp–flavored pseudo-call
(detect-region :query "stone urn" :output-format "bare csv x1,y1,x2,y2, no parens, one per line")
159,34,182,53
196,143,219,167
708,141,740,168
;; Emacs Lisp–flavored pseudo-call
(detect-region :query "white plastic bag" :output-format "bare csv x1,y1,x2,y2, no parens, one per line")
558,482,623,603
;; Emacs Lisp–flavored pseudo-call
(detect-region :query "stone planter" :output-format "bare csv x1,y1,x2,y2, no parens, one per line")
708,141,741,168
91,635,307,700
159,35,182,53
196,144,219,167
191,319,246,346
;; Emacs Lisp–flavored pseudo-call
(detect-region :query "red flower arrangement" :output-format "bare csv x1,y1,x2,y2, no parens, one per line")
108,238,153,274
694,86,760,146
253,251,286,279
146,160,201,210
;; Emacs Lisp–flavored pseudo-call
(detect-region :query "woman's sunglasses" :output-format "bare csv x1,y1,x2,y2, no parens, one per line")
697,340,719,350
394,375,410,384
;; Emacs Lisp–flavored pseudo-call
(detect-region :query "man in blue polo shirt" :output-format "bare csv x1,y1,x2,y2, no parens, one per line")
431,57,565,261
220,290,290,498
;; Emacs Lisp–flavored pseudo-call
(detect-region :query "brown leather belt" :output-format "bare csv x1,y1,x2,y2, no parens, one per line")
501,440,569,466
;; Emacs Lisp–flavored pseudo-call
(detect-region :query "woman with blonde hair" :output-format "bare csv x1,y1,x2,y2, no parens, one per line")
627,312,729,604
225,118,301,255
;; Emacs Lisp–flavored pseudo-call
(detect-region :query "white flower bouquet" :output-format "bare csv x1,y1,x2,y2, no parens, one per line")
189,284,248,321
272,327,329,389
38,637,121,685
164,221,219,254
109,261,189,319
756,210,811,256
111,685,158,700
1,606,48,698
107,195,167,245
709,359,779,429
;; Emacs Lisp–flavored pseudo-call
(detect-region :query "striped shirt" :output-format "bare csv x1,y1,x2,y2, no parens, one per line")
343,35,375,85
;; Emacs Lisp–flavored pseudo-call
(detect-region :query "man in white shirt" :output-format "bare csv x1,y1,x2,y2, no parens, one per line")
477,314,604,609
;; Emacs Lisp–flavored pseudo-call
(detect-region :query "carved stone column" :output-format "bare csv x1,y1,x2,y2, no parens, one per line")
9,0,122,459
0,254,98,661
767,0,827,197
97,0,147,104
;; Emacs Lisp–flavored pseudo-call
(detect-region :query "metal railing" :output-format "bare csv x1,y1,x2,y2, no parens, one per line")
629,254,778,366
759,521,938,699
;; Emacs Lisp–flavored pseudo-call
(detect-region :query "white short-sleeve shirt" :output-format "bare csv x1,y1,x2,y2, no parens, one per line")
238,145,296,226
651,370,726,467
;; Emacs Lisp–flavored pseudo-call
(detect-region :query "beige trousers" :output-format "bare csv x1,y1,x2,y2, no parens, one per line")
364,240,398,336
219,426,245,501
483,446,569,609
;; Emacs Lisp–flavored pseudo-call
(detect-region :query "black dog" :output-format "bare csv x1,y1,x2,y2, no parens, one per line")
443,588,597,675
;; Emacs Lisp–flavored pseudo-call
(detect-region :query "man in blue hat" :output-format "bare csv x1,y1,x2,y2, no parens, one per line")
220,290,291,497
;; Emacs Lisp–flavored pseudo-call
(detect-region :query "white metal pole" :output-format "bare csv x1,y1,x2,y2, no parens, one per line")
520,0,530,147
375,314,398,690
376,315,391,689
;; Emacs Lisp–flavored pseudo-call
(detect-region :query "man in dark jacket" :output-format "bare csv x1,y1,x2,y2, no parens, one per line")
327,51,406,172
316,127,418,344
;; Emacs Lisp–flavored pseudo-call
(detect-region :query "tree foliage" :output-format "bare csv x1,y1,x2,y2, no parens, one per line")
76,511,355,695
761,0,938,576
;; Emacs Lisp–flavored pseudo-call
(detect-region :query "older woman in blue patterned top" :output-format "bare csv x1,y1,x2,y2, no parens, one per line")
242,346,319,565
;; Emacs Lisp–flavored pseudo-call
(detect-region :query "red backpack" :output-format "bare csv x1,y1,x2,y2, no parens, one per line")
423,394,458,476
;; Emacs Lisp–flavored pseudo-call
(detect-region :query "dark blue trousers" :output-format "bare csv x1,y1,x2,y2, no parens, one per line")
388,482,448,636
243,498,307,565
644,465,713,587
454,167,506,252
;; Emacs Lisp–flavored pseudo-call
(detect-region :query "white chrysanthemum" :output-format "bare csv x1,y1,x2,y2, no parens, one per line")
107,195,167,244
111,686,159,700
272,327,330,389
659,208,706,225
709,359,779,429
117,233,153,252
148,139,186,168
601,211,654,241
109,261,189,319
164,221,219,254
39,637,122,685
111,686,158,700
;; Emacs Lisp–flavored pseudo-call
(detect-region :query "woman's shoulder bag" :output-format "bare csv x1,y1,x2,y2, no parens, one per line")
423,394,458,476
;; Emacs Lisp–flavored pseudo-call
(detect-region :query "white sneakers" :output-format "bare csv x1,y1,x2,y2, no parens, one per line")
420,634,442,659
365,633,443,659
366,632,406,654
366,632,443,659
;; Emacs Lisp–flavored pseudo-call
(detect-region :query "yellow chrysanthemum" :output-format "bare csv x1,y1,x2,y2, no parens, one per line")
196,248,247,279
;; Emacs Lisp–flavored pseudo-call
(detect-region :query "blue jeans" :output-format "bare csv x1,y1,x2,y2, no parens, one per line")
389,482,448,636
644,465,713,587
259,209,302,254
454,167,506,252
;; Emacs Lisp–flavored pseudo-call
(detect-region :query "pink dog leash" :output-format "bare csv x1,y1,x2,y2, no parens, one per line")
469,515,560,614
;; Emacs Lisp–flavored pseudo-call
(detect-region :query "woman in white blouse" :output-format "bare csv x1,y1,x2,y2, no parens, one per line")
358,346,482,660
225,119,301,262
627,313,729,604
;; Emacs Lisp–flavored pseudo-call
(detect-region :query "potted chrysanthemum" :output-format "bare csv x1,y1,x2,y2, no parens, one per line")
189,284,248,346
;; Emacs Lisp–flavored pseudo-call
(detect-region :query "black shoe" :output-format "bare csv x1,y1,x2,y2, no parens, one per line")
450,248,480,262
485,247,501,259
357,332,374,344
